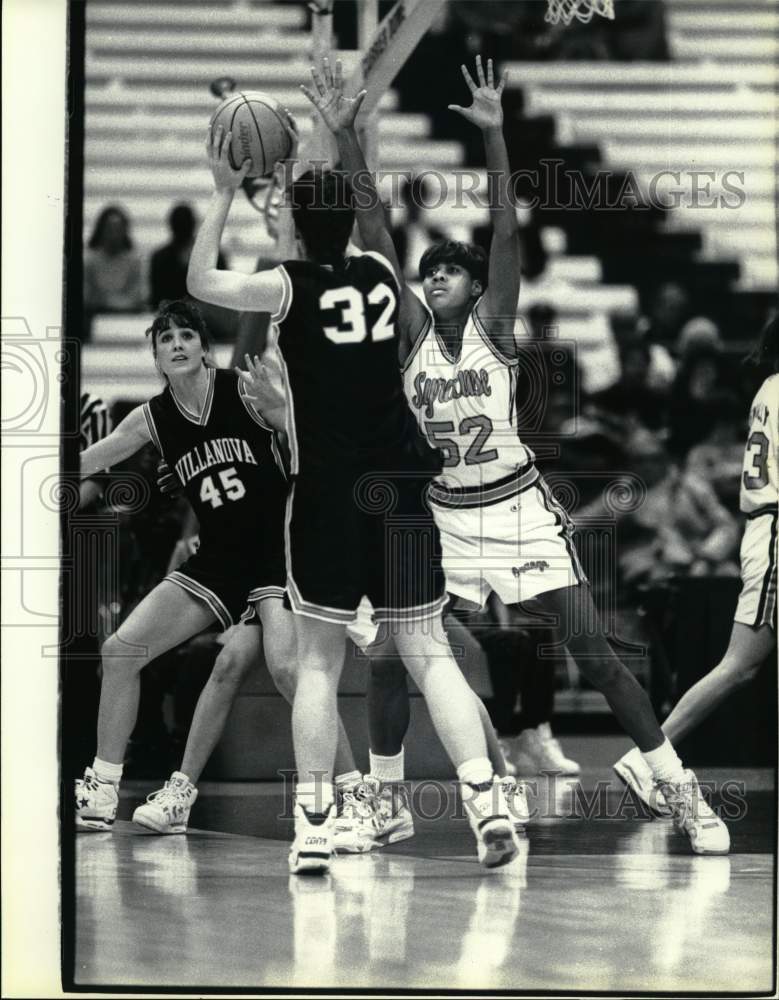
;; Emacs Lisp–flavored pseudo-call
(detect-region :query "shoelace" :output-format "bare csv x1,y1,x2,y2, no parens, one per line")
146,782,190,810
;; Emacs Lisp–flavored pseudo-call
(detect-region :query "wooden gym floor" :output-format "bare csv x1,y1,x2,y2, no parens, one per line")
69,738,776,994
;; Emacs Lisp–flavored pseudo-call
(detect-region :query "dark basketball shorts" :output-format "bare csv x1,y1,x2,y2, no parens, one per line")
166,540,286,631
285,469,446,626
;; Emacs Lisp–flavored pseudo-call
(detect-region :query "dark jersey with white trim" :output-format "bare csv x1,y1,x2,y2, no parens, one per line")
272,252,422,475
143,368,287,558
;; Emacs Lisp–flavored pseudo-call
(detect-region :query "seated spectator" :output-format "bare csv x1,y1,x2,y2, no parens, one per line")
685,393,745,514
84,206,145,316
149,203,228,309
581,429,740,587
668,335,730,457
639,281,691,384
587,320,670,434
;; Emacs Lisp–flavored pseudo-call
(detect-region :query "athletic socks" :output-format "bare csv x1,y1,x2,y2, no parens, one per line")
334,769,362,793
92,757,123,785
456,757,493,787
641,738,686,783
368,748,405,784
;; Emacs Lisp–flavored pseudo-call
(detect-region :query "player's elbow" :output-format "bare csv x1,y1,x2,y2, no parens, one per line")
186,265,206,300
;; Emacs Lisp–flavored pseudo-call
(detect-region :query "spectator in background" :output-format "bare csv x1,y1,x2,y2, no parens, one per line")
639,281,691,387
587,319,670,435
581,429,740,588
685,392,745,514
149,203,229,309
668,335,730,457
84,206,145,316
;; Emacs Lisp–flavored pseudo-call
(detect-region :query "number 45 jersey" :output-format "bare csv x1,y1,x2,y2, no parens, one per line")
143,367,288,557
741,373,779,515
271,252,418,475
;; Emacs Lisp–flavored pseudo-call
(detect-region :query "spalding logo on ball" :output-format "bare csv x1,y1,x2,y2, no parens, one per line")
209,91,293,178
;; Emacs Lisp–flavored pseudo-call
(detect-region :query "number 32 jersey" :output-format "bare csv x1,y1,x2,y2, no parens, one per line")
403,301,535,494
741,373,779,515
142,368,288,557
271,252,417,475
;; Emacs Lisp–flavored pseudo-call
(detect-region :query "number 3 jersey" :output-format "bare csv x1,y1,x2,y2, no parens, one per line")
142,368,288,559
403,301,535,499
271,252,420,475
741,373,779,515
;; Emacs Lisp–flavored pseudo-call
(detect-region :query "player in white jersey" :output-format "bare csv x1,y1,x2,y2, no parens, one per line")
615,315,777,815
317,53,728,854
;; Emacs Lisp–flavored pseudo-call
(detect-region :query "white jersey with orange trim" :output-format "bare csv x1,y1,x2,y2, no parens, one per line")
402,301,535,499
740,374,779,516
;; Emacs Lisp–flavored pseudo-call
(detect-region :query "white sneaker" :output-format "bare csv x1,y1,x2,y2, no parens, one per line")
461,780,520,869
334,782,378,854
497,740,518,777
367,776,415,846
132,772,198,834
75,767,118,831
613,746,670,817
535,723,580,775
657,769,730,855
497,775,530,829
289,803,335,875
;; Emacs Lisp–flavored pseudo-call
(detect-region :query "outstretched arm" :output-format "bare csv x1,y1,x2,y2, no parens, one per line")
450,56,520,359
80,406,151,479
187,125,294,314
301,57,428,362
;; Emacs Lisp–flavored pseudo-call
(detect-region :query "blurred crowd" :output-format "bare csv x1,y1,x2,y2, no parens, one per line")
83,202,229,336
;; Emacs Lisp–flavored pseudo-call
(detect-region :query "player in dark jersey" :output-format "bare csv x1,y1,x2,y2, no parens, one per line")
75,300,300,831
309,54,731,856
188,104,523,875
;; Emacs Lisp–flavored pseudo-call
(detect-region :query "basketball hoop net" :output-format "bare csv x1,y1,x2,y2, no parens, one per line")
545,0,615,25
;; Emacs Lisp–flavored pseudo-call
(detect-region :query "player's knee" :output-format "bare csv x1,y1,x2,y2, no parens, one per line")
100,633,146,673
266,657,297,700
211,645,252,692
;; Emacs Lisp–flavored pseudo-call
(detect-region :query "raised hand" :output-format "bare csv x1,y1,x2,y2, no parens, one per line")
300,56,367,134
236,353,284,414
448,55,508,131
206,124,251,191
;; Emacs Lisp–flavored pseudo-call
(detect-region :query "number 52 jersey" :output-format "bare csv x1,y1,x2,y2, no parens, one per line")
142,367,289,559
741,373,779,515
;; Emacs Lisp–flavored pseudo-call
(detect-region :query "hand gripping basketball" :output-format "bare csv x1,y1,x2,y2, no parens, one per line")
206,124,252,191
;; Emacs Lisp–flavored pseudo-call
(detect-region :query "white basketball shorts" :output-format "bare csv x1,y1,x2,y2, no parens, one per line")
734,508,777,629
429,475,586,609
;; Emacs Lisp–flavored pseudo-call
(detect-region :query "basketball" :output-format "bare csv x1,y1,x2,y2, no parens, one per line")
209,91,293,179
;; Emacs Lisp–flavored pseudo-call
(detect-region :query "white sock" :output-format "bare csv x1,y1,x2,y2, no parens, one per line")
92,757,123,785
642,738,685,783
295,780,334,815
171,770,195,789
369,748,405,783
536,722,553,741
334,769,362,792
456,757,493,788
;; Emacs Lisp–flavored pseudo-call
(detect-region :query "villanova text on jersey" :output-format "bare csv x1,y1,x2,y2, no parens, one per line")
174,437,259,487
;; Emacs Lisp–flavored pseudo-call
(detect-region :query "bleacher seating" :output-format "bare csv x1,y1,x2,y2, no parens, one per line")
510,0,778,292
